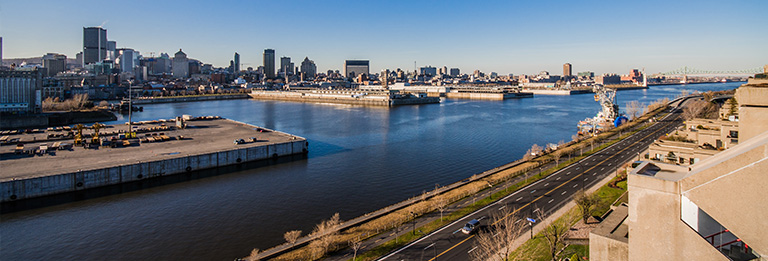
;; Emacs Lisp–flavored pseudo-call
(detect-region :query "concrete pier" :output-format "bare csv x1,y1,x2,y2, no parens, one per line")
249,90,440,106
0,118,307,202
523,89,594,95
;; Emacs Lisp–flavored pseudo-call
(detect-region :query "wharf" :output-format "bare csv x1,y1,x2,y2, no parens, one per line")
249,90,439,106
523,88,594,95
0,117,307,202
132,94,249,105
444,89,533,100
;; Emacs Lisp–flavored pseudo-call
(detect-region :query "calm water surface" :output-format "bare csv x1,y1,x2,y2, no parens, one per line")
0,82,740,260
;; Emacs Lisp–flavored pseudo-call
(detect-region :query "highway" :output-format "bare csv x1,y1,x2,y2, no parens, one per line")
379,102,687,261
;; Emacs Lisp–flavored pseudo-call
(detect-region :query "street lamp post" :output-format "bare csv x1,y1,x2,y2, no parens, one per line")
410,211,416,235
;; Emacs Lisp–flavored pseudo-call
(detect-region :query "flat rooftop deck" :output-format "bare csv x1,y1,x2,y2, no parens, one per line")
0,118,303,181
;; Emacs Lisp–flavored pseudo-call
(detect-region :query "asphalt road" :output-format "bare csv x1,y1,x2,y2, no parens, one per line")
379,102,687,261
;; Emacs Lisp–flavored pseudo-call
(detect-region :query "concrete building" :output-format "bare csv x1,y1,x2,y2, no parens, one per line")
0,68,43,113
234,52,240,74
1,37,3,67
344,60,369,79
152,53,171,74
450,68,460,77
42,53,67,77
172,49,189,79
263,49,275,79
590,78,768,261
596,74,621,85
300,57,316,80
83,27,107,65
563,63,572,77
420,66,437,77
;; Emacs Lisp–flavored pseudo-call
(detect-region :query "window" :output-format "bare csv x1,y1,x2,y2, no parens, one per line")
729,130,738,138
679,157,685,164
690,158,695,165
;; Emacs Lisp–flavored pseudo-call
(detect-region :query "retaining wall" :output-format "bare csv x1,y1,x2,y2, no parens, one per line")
1,139,307,202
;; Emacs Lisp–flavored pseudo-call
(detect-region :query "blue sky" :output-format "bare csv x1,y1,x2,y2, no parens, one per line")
1,0,766,75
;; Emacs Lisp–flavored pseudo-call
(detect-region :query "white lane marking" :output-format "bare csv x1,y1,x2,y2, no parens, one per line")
544,183,549,187
548,199,554,204
608,163,612,166
499,206,506,210
600,167,604,171
425,243,435,250
516,197,523,202
566,172,571,175
592,173,597,176
468,246,478,253
561,191,567,195
556,177,561,180
573,184,578,188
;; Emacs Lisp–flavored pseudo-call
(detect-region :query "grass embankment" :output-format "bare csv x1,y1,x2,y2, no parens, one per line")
509,173,629,261
265,105,667,261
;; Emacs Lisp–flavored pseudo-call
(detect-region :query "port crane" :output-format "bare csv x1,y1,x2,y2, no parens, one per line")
578,84,619,137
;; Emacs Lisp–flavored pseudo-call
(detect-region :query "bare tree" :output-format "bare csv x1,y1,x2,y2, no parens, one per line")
284,230,302,248
625,101,642,120
524,144,543,160
310,213,342,258
349,235,363,261
682,99,707,120
470,208,526,261
243,248,260,261
574,189,600,224
538,211,574,261
433,196,448,221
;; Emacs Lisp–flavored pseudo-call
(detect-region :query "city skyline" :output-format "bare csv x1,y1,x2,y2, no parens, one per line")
1,0,766,75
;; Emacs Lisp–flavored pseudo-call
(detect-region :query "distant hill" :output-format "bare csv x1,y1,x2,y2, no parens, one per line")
2,57,80,66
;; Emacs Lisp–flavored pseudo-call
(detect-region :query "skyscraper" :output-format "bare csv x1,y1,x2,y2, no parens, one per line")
280,57,292,76
0,37,3,66
234,52,240,74
563,63,572,77
300,57,317,80
344,60,369,79
83,27,107,65
172,49,189,79
263,49,275,79
106,41,117,61
450,68,460,77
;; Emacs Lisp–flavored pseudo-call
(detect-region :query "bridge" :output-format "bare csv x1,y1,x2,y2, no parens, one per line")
656,66,763,76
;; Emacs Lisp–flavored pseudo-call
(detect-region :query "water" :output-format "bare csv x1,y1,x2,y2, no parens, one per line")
0,82,740,260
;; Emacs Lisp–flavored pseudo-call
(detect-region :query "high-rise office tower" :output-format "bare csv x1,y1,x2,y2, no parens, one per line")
234,52,240,74
344,60,369,79
0,37,3,66
106,41,117,61
280,56,292,75
263,49,275,79
450,68,460,77
563,63,572,77
83,27,107,65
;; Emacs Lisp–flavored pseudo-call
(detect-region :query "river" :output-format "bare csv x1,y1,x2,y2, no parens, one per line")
0,82,740,260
